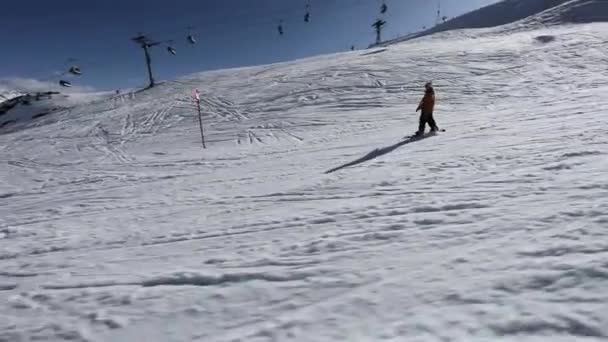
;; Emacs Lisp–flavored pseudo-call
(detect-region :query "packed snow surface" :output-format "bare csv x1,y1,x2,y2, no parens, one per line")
1,3,608,341
380,0,608,46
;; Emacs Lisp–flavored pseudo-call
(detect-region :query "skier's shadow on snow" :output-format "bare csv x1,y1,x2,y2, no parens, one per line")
325,132,436,174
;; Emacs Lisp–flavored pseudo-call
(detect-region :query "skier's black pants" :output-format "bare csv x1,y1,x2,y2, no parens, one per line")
418,112,438,133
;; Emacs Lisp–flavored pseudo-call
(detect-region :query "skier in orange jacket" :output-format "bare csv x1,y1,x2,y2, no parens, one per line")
415,82,439,136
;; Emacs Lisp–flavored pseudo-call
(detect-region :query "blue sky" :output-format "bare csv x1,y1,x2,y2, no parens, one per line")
2,0,499,90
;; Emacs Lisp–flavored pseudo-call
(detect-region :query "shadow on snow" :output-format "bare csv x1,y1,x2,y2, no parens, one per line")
360,48,388,56
325,132,437,174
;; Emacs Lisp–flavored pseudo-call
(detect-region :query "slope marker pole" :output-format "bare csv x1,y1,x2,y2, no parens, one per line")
193,89,206,149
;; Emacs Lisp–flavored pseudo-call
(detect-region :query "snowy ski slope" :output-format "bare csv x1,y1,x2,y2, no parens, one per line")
1,1,608,341
380,0,608,46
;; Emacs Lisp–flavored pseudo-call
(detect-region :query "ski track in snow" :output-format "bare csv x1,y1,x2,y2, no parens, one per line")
2,20,608,342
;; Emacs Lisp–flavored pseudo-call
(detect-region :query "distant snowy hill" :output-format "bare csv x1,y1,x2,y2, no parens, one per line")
0,87,119,130
380,0,608,46
1,0,608,341
0,77,119,130
0,90,23,104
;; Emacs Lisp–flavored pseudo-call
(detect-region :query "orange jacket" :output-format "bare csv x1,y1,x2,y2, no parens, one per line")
416,89,435,114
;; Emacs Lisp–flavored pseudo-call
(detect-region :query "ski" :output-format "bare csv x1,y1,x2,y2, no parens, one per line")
404,128,445,140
